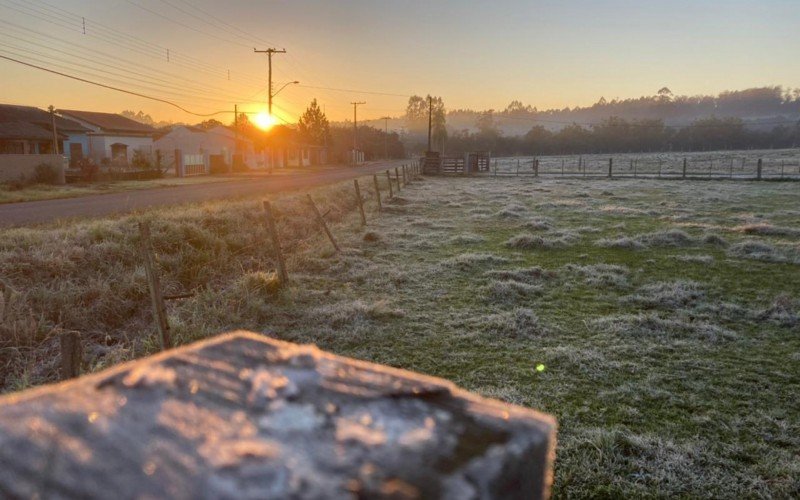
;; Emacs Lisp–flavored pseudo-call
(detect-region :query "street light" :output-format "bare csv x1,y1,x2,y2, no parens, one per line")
271,80,299,99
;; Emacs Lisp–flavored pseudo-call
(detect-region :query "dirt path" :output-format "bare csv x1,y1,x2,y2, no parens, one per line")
0,162,404,227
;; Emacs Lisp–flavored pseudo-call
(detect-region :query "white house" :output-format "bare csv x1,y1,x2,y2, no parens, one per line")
57,109,155,165
154,125,259,172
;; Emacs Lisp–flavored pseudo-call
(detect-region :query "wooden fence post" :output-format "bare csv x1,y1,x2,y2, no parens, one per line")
138,221,171,350
386,170,394,198
608,158,613,178
757,158,762,180
60,331,82,380
634,159,637,178
373,174,382,211
307,194,340,252
403,165,408,184
262,201,288,284
395,167,402,191
682,158,687,179
354,179,366,226
534,159,539,177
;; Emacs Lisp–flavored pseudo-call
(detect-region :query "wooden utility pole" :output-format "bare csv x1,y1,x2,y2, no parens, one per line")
351,102,366,158
382,116,391,160
48,105,59,155
427,96,433,152
253,48,286,117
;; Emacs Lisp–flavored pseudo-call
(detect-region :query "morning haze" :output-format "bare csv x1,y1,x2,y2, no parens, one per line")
0,1,798,499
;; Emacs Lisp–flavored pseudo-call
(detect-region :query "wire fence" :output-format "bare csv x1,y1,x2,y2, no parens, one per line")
488,150,800,180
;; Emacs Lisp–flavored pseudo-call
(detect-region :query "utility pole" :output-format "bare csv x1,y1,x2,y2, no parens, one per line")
382,116,391,160
233,104,238,173
427,96,433,152
351,101,366,153
254,48,286,117
48,105,59,155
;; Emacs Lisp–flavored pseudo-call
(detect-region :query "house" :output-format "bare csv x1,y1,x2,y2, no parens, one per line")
0,104,88,157
57,109,155,165
264,125,328,169
154,125,257,172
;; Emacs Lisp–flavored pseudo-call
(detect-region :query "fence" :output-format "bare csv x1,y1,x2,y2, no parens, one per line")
488,152,800,180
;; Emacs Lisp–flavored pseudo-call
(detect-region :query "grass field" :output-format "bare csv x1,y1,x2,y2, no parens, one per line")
0,174,798,497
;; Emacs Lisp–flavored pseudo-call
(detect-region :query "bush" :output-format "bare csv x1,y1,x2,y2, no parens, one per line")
33,163,60,184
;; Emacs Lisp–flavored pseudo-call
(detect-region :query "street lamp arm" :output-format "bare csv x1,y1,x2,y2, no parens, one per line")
271,81,299,98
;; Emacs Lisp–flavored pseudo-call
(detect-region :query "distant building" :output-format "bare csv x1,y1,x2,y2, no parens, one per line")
154,125,257,171
0,104,88,157
57,109,155,165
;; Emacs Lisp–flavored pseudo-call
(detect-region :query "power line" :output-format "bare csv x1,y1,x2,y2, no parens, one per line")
297,83,410,98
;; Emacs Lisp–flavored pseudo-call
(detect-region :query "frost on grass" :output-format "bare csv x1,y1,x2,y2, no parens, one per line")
484,266,556,284
591,313,737,343
670,254,714,264
522,216,554,231
702,233,729,247
732,223,800,238
439,252,509,271
477,308,548,339
505,231,577,249
727,240,800,264
309,299,404,328
448,233,486,245
756,294,799,327
565,263,630,289
622,280,706,310
596,229,695,250
485,280,542,304
495,203,528,218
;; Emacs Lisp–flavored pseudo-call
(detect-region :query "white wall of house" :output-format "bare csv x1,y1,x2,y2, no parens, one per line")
155,126,255,167
88,135,153,163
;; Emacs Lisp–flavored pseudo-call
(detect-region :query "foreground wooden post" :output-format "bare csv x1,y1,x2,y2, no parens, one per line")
307,194,340,252
372,174,382,211
395,167,402,191
757,158,763,180
0,332,557,499
138,221,171,350
683,158,687,179
386,170,393,198
354,179,366,226
59,331,82,380
608,158,613,178
262,201,288,284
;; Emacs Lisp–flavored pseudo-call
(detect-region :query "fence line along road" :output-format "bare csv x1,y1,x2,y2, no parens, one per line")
0,162,405,227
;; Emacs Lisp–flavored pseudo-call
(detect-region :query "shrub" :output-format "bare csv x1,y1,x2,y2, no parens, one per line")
34,163,60,184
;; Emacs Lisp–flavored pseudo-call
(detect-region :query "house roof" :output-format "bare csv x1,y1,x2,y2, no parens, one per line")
152,125,204,141
58,109,155,134
0,122,66,141
0,104,89,133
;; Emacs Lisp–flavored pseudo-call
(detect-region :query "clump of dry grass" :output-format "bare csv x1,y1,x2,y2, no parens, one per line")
702,233,729,247
622,280,705,310
727,240,800,264
565,263,630,289
756,294,799,327
732,223,800,237
484,266,556,284
479,308,548,339
485,280,543,304
670,254,714,264
591,312,737,343
309,299,404,328
505,232,576,249
448,233,486,245
439,252,509,271
596,229,695,250
523,217,554,231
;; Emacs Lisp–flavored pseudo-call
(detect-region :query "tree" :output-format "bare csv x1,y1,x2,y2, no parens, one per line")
197,119,224,130
298,99,330,146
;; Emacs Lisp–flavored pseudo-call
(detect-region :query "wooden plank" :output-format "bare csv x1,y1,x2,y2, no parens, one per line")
138,221,171,350
307,194,340,252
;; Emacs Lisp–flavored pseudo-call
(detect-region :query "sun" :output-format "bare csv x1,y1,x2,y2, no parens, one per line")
253,111,276,130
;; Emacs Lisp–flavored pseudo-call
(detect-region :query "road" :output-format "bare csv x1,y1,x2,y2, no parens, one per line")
0,162,405,227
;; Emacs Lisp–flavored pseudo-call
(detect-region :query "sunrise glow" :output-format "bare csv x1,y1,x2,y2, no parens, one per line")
253,112,276,130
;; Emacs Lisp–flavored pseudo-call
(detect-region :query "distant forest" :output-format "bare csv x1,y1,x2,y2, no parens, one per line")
391,86,800,156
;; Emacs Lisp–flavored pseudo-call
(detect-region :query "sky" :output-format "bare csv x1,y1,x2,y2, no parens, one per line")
0,0,797,126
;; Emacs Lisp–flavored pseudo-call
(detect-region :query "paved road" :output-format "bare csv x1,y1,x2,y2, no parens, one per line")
0,162,405,227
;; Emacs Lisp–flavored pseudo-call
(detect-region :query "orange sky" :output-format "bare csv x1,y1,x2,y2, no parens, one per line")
1,0,797,126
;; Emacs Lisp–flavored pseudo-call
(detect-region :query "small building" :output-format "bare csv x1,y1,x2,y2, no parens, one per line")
57,109,155,165
0,104,88,157
154,125,257,172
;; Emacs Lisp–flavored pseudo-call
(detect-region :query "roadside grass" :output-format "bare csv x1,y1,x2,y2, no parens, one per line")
0,175,798,497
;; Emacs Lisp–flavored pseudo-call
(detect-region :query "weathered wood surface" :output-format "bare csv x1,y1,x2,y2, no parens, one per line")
0,332,556,499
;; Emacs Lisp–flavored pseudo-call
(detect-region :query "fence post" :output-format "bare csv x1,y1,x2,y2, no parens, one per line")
60,331,82,380
608,158,613,178
262,201,288,284
354,179,366,226
395,167,402,191
757,158,762,180
634,159,637,178
307,194,340,252
682,158,687,179
403,165,408,184
138,221,171,351
534,159,539,178
561,158,564,177
386,170,393,198
373,174,382,211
